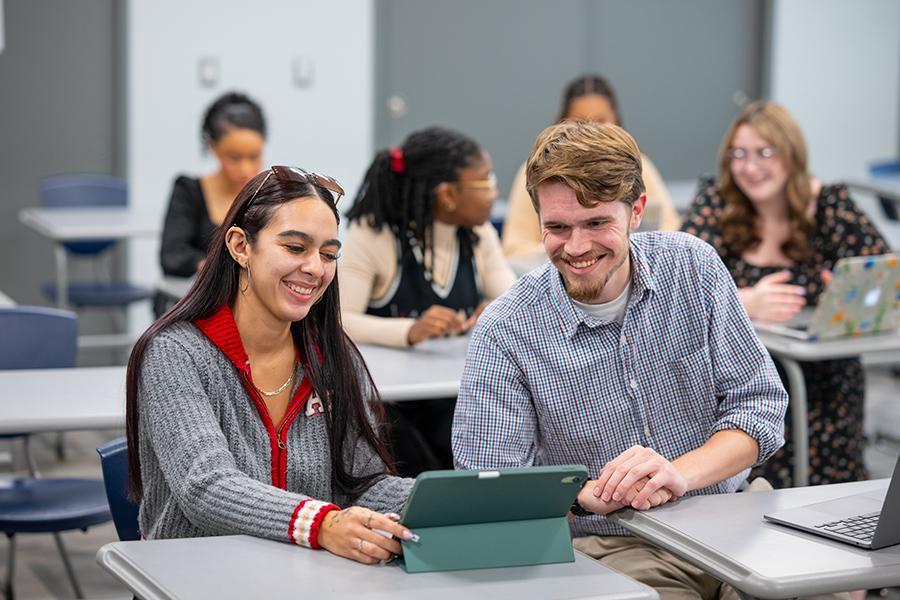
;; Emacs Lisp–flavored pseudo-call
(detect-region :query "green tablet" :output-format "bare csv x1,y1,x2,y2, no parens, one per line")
398,464,588,573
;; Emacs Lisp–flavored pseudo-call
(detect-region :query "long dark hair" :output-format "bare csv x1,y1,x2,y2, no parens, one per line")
556,74,622,126
126,169,395,501
346,126,482,271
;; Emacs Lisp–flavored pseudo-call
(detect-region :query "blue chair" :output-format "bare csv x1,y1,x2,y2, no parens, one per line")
0,306,112,599
38,174,153,308
870,160,900,222
96,437,140,541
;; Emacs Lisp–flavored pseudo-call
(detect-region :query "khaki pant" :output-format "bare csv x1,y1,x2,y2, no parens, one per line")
573,535,851,600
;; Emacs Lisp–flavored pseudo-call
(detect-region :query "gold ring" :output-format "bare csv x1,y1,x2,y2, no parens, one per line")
357,538,365,552
366,514,374,529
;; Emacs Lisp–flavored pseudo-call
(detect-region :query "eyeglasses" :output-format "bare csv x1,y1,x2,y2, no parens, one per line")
727,146,777,164
238,165,345,222
456,172,498,192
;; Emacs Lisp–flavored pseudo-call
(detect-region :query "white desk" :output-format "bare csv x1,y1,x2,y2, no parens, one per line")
847,177,900,205
97,534,659,600
756,329,900,487
156,276,193,301
609,479,900,599
0,366,126,434
18,207,158,310
359,335,468,401
0,339,468,435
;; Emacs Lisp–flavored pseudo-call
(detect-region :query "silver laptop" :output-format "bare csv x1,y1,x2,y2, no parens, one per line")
763,455,900,549
755,254,900,341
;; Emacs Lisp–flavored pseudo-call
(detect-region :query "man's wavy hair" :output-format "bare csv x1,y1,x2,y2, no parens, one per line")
525,121,644,213
717,100,813,262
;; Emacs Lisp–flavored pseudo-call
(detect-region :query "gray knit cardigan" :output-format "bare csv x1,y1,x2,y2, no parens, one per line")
136,312,413,548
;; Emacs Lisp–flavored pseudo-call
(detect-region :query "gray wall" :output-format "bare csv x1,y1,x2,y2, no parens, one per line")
374,0,765,204
0,0,119,306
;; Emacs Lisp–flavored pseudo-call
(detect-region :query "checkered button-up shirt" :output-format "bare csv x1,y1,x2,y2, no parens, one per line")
452,231,787,537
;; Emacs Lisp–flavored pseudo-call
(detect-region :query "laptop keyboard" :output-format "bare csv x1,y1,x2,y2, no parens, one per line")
815,512,881,542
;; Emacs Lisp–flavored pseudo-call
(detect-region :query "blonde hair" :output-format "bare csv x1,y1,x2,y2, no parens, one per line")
525,121,644,213
717,100,813,262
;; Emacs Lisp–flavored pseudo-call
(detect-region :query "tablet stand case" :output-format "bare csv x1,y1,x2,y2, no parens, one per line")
398,465,587,573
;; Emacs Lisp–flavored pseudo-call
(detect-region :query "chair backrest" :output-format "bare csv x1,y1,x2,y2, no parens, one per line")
869,160,900,178
38,174,128,255
96,437,141,541
0,306,77,370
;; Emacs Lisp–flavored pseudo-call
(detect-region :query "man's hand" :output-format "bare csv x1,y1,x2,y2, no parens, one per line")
593,446,688,510
576,475,673,515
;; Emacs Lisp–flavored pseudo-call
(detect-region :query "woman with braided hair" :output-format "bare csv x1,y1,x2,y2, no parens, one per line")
341,126,515,476
341,126,515,348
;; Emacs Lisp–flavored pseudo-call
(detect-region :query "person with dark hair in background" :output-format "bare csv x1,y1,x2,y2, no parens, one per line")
128,167,417,564
340,126,515,475
502,74,679,262
160,92,267,277
682,100,889,489
341,126,515,348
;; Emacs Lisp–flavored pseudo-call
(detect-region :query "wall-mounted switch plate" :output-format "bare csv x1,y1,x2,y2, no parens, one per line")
197,56,219,88
292,56,314,88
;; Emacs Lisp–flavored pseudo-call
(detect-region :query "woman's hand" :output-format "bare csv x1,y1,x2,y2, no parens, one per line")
461,301,490,333
318,507,417,565
407,305,465,345
740,270,806,322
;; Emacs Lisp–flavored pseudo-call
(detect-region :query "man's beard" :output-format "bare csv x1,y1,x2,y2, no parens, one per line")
554,247,629,303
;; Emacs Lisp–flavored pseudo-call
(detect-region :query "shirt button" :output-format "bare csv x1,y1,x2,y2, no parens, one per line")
644,424,652,438
630,379,638,390
620,333,627,344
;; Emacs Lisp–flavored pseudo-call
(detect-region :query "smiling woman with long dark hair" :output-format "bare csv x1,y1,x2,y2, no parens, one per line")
126,166,415,564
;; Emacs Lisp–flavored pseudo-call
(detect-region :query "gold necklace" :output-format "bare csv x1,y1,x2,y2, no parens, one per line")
254,368,295,397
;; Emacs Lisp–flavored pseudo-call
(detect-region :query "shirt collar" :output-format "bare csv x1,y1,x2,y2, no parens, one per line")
548,236,657,338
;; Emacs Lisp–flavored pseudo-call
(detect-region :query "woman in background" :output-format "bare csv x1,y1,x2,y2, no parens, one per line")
502,74,679,262
341,126,515,348
682,100,889,488
160,91,266,279
341,126,515,475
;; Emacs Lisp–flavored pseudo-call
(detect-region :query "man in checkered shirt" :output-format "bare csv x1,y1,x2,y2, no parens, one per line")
452,121,788,598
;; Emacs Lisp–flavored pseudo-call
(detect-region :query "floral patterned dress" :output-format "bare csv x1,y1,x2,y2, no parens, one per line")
682,179,889,487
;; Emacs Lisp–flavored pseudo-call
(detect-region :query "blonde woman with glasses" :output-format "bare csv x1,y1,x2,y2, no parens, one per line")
682,100,889,489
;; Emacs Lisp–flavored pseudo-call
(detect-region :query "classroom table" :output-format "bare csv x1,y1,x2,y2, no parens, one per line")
155,276,193,301
755,329,900,487
96,534,659,600
359,335,469,401
847,176,900,205
19,206,159,309
608,479,900,599
0,337,468,434
0,366,126,434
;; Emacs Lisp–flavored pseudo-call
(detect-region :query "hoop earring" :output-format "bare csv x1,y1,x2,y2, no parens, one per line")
238,262,251,294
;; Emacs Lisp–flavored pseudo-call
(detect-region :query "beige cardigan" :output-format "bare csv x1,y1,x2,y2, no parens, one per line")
340,219,516,347
501,154,680,259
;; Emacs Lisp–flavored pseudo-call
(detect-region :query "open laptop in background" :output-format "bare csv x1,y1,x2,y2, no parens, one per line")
755,254,900,341
763,455,900,550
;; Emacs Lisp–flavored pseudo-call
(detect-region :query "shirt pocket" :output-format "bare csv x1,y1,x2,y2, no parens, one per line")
665,345,716,430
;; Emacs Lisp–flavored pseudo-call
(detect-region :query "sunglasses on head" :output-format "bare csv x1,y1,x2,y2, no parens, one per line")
237,165,345,223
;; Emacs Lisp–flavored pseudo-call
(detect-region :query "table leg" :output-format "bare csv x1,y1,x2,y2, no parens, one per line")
771,352,809,487
54,244,68,308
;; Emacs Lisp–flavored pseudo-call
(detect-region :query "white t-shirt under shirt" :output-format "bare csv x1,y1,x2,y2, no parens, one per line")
571,281,632,325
